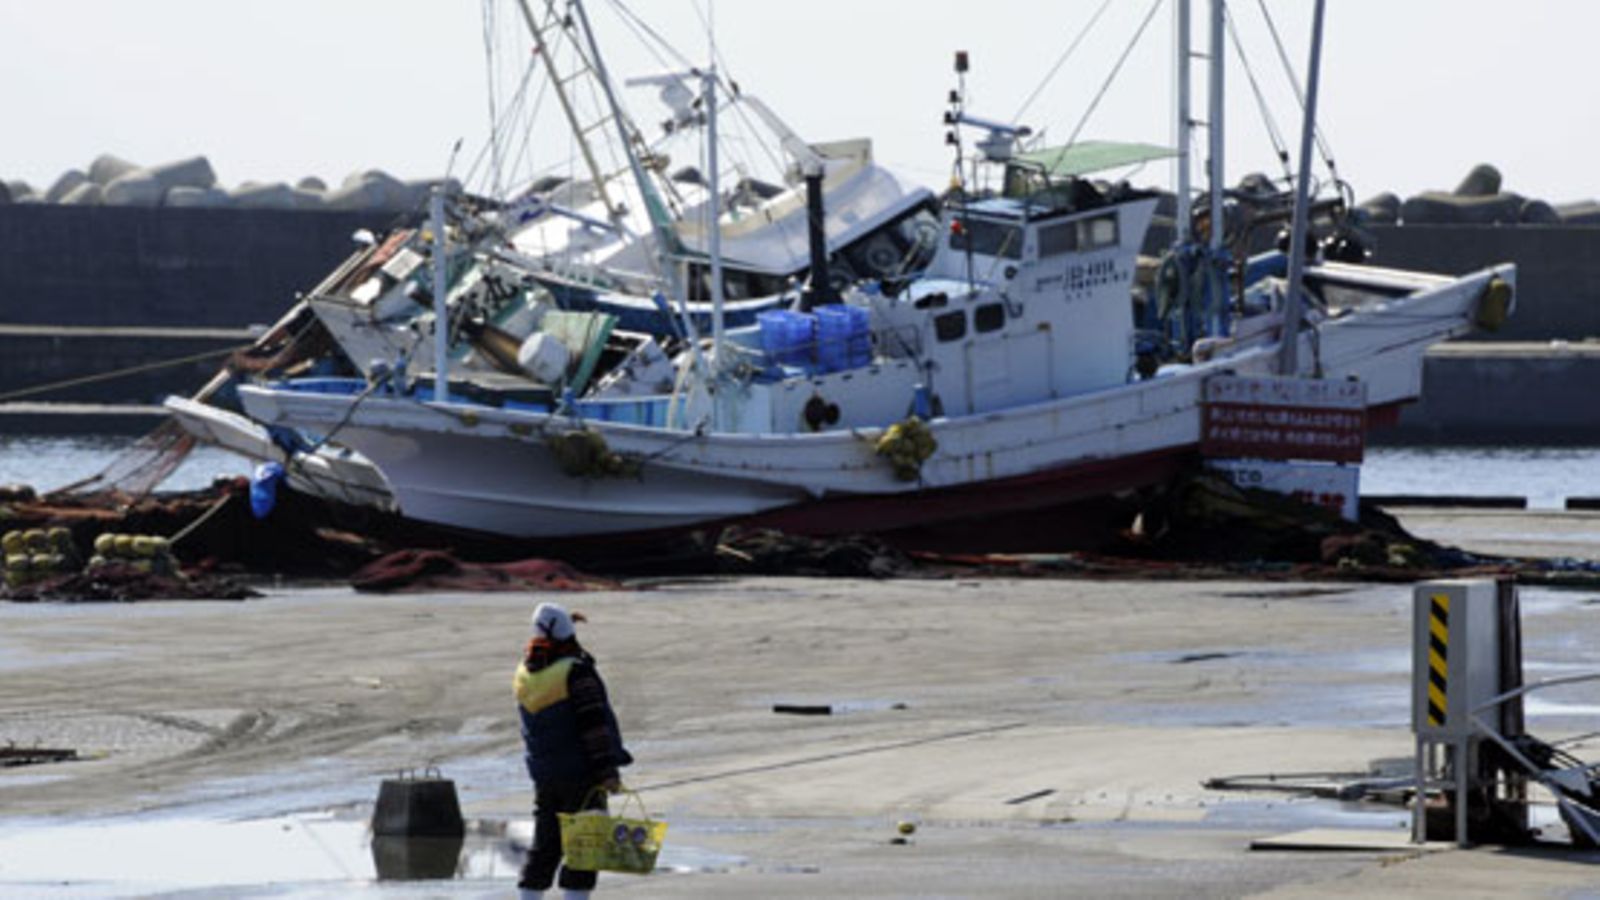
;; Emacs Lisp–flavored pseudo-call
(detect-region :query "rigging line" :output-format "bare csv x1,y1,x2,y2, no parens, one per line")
507,59,552,195
0,344,247,403
1226,9,1293,182
463,25,539,194
482,0,505,199
606,0,695,70
1254,0,1338,178
604,0,679,72
1011,0,1117,125
1054,0,1166,162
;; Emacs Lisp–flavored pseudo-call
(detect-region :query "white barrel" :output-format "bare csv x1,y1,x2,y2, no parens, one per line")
517,332,571,384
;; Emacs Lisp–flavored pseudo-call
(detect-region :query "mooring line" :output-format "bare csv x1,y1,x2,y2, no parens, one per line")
635,722,1027,792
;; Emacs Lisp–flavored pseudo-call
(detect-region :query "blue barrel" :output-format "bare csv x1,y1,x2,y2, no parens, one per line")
814,305,872,372
843,305,872,367
758,310,815,367
815,307,852,373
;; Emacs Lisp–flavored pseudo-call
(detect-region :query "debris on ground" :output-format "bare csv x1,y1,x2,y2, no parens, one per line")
707,527,912,578
1,564,258,602
2,466,1591,590
0,744,78,768
350,549,620,593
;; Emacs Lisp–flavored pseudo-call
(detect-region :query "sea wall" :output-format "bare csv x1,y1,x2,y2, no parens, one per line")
1367,224,1600,342
1381,343,1600,445
0,205,400,328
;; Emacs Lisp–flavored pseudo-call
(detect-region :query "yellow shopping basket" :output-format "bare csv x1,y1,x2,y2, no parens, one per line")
559,788,668,874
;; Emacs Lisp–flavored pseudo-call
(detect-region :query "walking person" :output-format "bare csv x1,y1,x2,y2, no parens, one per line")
515,602,633,900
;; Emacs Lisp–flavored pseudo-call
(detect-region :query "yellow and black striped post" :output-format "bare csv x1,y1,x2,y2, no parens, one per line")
1426,592,1450,727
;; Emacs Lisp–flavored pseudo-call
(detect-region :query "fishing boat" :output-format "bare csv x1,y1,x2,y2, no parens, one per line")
234,0,1516,548
165,0,936,509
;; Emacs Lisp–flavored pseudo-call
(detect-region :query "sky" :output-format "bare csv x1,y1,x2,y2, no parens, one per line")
1,1,1592,206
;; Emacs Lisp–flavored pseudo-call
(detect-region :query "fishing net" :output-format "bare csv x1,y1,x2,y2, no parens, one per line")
44,419,199,504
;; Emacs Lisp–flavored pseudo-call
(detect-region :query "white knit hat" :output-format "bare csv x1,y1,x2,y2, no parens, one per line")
531,602,576,641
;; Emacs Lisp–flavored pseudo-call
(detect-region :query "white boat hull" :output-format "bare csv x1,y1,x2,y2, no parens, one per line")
238,263,1509,540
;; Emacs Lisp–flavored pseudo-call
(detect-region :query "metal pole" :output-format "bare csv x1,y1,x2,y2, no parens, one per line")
1277,0,1326,377
1413,739,1428,844
430,188,450,404
511,0,620,229
1175,0,1192,244
705,66,724,367
568,0,681,295
1206,0,1224,253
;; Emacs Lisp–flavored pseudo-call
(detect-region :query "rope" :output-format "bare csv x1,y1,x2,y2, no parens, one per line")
1226,10,1293,182
1050,0,1166,171
0,344,248,403
1011,0,1117,125
1254,0,1339,183
167,490,233,548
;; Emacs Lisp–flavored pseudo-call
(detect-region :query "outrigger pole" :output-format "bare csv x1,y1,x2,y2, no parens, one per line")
1278,0,1327,377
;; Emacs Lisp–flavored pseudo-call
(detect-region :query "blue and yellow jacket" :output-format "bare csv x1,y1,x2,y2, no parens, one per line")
514,652,632,785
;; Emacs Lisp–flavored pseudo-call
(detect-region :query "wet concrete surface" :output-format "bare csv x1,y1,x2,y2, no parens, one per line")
3,517,1600,896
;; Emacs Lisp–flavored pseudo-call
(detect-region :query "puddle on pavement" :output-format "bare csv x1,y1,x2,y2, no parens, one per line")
0,810,744,893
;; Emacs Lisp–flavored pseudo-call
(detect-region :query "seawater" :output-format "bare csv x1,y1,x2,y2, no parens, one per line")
0,436,1595,508
0,435,252,494
1360,445,1600,509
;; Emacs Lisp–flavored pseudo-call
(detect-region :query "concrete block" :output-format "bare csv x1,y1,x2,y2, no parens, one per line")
1401,191,1522,226
45,169,89,203
342,169,408,210
60,182,104,206
5,180,36,202
229,181,297,210
103,173,164,207
164,186,232,208
1356,192,1400,225
0,182,11,204
1454,163,1502,197
88,153,140,186
324,180,387,211
1519,198,1560,225
1556,201,1600,226
147,156,217,192
296,175,327,192
289,187,325,210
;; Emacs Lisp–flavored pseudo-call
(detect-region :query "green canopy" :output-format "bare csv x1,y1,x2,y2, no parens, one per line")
1014,140,1177,179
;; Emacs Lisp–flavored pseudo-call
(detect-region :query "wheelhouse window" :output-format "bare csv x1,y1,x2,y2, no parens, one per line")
1083,213,1118,249
934,310,967,342
974,303,1005,333
949,218,1022,260
1038,222,1078,257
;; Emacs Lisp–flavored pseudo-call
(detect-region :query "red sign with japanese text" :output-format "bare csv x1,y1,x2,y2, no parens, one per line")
1200,375,1367,463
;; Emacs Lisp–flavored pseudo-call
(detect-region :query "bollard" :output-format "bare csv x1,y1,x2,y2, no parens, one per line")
372,767,465,838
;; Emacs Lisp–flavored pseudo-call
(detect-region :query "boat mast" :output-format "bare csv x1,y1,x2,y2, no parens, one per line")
430,188,451,403
1277,0,1327,377
1174,0,1192,244
1207,0,1225,255
512,0,622,229
703,64,725,365
566,0,684,297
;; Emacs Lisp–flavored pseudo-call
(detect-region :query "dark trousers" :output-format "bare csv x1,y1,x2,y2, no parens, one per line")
519,779,607,892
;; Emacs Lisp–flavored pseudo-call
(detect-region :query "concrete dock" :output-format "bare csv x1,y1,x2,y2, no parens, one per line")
0,511,1596,896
